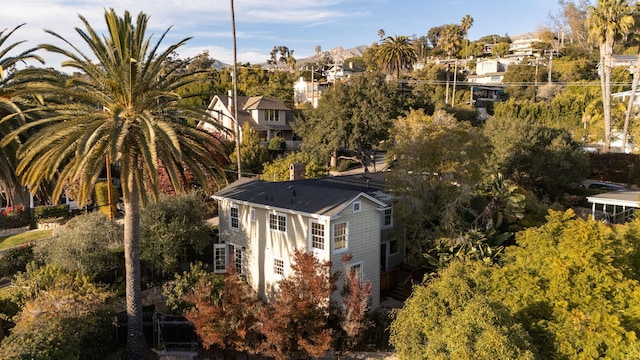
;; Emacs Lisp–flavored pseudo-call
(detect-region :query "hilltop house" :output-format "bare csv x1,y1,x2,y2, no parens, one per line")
202,94,300,149
212,171,400,308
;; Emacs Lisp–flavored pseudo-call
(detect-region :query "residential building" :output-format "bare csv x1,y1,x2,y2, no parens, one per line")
467,58,518,84
324,62,364,82
293,77,331,108
202,94,300,149
212,172,399,309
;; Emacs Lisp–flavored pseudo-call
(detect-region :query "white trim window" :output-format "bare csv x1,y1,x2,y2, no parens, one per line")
233,246,244,274
269,213,287,232
230,204,240,231
383,207,393,229
310,221,325,250
352,201,361,213
273,257,285,277
214,243,227,273
333,222,349,253
350,261,364,282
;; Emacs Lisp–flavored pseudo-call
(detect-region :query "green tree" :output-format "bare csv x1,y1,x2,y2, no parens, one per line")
0,24,43,207
491,42,512,57
392,210,640,359
140,191,211,275
587,0,635,152
3,10,227,357
231,122,268,176
390,261,537,360
386,109,488,266
491,210,640,358
376,35,418,79
483,115,589,201
296,72,404,169
35,212,123,282
162,262,224,314
260,151,325,181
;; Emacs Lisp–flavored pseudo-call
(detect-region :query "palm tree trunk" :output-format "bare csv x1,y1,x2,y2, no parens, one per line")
622,52,640,153
124,173,146,359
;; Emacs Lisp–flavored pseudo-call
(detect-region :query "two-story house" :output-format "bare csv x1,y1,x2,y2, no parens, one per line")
202,94,300,149
293,77,331,108
212,172,399,309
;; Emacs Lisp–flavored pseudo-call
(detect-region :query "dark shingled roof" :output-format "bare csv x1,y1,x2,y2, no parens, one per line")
213,173,389,217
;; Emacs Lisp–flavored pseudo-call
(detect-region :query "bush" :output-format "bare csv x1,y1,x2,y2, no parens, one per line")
0,264,117,359
33,204,70,222
268,136,286,152
0,244,34,278
35,212,123,282
141,191,211,275
0,206,31,229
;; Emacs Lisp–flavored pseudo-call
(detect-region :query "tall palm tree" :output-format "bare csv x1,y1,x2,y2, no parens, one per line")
3,9,227,358
0,24,43,207
460,14,474,59
376,35,418,79
587,0,634,152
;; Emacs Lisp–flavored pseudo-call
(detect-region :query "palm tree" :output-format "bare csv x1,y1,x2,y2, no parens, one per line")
0,24,43,207
587,0,634,152
3,9,227,358
460,14,474,59
376,35,418,79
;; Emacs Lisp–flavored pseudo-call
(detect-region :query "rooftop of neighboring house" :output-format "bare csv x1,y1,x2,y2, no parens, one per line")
213,172,390,217
210,94,295,130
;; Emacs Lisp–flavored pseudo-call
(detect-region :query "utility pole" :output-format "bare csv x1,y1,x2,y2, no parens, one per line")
548,51,553,85
230,0,241,180
452,60,458,106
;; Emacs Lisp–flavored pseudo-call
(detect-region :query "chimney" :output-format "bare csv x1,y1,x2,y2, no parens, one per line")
349,61,353,69
289,163,306,181
227,89,233,112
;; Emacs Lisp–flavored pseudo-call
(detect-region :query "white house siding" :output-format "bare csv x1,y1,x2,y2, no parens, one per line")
330,197,381,309
217,195,383,309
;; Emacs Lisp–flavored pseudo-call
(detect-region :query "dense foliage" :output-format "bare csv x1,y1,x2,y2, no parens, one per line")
391,210,640,359
35,212,123,282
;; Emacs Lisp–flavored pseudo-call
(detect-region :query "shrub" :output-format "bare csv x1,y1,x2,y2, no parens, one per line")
33,204,70,222
0,206,31,229
0,244,34,278
268,136,286,152
35,212,123,282
141,191,211,275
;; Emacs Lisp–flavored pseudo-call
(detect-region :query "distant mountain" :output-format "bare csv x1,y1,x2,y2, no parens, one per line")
210,45,367,70
297,45,368,66
212,59,229,69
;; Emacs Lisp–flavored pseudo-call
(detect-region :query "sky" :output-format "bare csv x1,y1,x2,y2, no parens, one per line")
2,0,563,68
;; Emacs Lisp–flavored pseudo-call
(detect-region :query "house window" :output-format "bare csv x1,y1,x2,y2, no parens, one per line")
311,221,325,250
269,213,286,232
274,258,284,276
389,239,399,256
352,201,361,213
251,209,256,222
265,109,279,122
233,246,244,274
333,222,348,253
214,244,227,273
383,208,393,228
350,261,363,281
230,205,239,230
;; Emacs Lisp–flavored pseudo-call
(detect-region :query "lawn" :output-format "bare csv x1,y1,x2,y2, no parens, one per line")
0,229,53,251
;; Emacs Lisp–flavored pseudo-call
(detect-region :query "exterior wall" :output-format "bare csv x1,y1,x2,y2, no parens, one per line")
329,198,381,309
217,195,384,309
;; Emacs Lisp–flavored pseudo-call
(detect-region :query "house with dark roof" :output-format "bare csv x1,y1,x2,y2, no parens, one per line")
211,172,400,308
202,94,300,150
